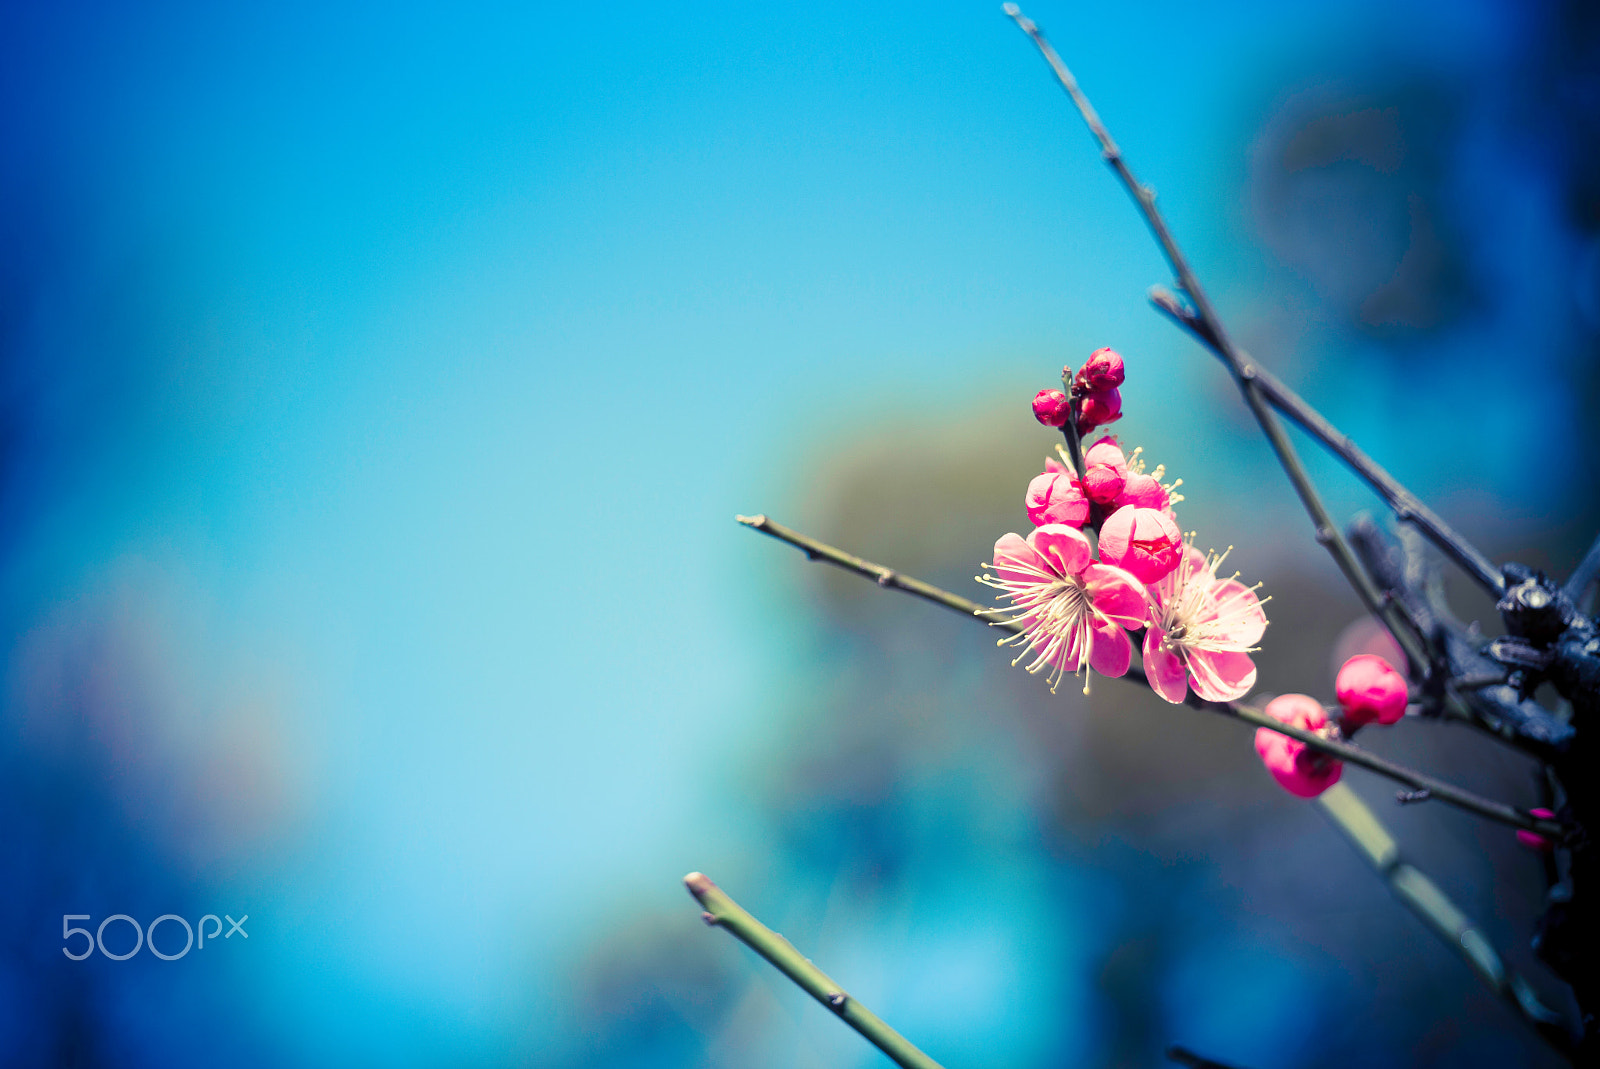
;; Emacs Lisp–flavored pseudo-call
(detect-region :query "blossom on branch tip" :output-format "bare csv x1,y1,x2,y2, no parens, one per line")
1025,468,1089,528
979,524,1147,694
1143,543,1267,704
1097,505,1182,583
1074,347,1125,391
1335,654,1409,728
1033,388,1072,427
1254,694,1343,798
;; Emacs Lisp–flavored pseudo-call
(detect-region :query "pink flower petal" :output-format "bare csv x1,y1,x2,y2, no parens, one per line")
1203,578,1267,647
1112,471,1168,511
1097,506,1182,583
1142,631,1189,704
1087,617,1131,678
1029,524,1092,578
1081,562,1148,628
1187,649,1257,702
993,532,1050,585
1083,437,1127,471
1025,471,1089,528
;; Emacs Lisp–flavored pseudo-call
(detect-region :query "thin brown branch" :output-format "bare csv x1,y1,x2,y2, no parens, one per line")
738,513,1568,840
1001,6,1453,693
1147,286,1503,595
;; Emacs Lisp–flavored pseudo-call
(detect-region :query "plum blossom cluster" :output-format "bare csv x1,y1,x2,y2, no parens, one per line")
983,348,1268,700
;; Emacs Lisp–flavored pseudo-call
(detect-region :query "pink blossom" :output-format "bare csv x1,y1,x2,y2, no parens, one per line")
980,524,1147,693
1097,505,1182,583
1074,387,1122,433
1109,446,1182,514
1074,347,1125,391
1025,469,1089,528
1254,694,1343,798
1080,437,1128,504
1032,388,1071,427
1517,808,1558,852
1143,544,1267,704
1334,654,1409,728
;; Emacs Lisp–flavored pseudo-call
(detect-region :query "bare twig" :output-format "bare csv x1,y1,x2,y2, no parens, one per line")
1001,5,1449,687
684,873,948,1069
1147,287,1503,596
1317,784,1577,1056
738,514,1568,839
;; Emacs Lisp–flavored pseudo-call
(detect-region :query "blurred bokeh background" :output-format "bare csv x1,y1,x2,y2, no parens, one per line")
3,0,1597,1065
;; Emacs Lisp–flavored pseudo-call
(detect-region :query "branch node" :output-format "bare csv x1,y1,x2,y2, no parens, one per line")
1396,788,1432,805
828,992,849,1011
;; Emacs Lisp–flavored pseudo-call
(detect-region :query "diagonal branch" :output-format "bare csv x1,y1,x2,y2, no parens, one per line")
1317,783,1577,1056
1148,287,1503,596
738,514,1567,840
1000,5,1469,694
684,873,948,1069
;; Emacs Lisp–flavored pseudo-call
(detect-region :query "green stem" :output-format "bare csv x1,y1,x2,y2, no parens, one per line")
737,513,1568,841
684,873,948,1069
1316,783,1576,1055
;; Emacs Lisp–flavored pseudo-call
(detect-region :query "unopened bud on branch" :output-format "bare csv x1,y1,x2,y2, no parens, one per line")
1033,388,1072,427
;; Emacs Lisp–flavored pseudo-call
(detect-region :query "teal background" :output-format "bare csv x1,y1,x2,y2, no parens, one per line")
3,2,1595,1065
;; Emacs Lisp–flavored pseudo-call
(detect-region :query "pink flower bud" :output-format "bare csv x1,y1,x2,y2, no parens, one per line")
1025,470,1089,528
1081,437,1128,504
1334,654,1409,728
1074,387,1122,432
1112,471,1168,512
1075,347,1126,391
1097,505,1181,583
1254,694,1343,798
1033,389,1071,427
1516,808,1557,852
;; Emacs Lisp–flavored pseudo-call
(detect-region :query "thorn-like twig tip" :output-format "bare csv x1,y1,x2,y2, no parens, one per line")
684,871,717,899
1001,3,1019,15
735,514,765,527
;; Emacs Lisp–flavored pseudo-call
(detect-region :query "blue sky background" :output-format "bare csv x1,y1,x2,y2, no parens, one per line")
3,1,1594,1065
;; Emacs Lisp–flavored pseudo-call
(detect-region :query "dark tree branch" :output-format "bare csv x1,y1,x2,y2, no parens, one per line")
738,513,1569,839
1001,6,1443,693
1147,286,1503,596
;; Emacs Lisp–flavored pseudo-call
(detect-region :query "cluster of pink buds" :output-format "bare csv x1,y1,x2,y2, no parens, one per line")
1032,347,1126,436
987,348,1266,699
1252,653,1410,798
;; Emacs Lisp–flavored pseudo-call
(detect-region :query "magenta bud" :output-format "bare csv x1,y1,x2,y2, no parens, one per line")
1033,388,1071,427
1335,654,1408,728
1075,387,1122,432
1517,808,1558,852
1254,694,1343,798
1081,437,1128,504
1025,470,1089,528
1075,347,1126,391
1097,505,1182,583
